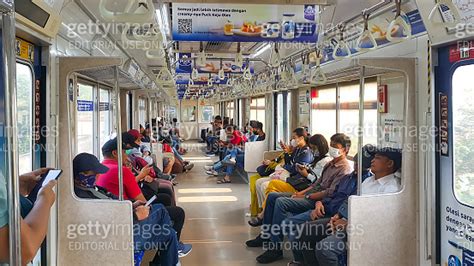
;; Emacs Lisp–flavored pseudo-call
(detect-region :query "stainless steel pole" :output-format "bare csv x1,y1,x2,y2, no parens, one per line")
2,3,22,264
114,66,124,201
357,66,365,196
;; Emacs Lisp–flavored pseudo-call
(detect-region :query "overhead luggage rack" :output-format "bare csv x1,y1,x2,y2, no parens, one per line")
76,64,149,90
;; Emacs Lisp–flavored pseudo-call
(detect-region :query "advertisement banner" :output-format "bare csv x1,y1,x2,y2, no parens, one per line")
172,3,318,42
176,53,253,74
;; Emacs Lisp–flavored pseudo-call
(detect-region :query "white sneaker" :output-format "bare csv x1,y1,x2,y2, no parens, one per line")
206,170,218,176
204,165,213,171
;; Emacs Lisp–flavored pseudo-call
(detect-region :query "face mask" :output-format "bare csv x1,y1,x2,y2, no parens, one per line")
328,146,342,158
125,149,133,155
77,174,96,188
290,139,298,147
253,130,258,135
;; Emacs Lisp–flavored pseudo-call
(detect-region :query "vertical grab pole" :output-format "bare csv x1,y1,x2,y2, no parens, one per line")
114,66,124,201
2,4,22,265
357,66,365,196
147,93,153,140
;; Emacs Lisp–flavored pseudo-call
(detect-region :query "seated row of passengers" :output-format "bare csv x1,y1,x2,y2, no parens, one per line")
73,130,193,266
204,116,267,183
246,128,402,265
0,129,192,265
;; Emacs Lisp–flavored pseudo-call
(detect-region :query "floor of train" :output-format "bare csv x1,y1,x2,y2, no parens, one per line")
173,141,287,266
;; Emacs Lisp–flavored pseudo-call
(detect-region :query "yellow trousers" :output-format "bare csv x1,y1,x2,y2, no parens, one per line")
262,179,296,208
249,173,265,216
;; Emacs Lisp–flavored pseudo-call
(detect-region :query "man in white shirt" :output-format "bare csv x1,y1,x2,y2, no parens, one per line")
362,147,402,194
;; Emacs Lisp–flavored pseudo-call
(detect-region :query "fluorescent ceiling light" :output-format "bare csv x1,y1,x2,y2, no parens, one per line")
251,43,271,58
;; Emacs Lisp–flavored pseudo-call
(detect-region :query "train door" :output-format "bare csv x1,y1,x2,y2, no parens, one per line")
435,44,474,266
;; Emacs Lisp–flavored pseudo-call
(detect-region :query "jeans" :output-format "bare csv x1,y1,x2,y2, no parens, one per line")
172,146,184,162
133,204,179,266
213,150,245,176
292,218,332,264
261,194,315,244
223,150,244,175
314,233,347,266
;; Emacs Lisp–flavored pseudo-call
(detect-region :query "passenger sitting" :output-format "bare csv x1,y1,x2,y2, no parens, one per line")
294,147,402,266
252,128,314,221
205,125,247,184
141,145,154,166
266,134,331,199
248,152,286,219
0,168,57,263
205,115,223,156
252,143,368,264
245,133,353,257
72,153,192,264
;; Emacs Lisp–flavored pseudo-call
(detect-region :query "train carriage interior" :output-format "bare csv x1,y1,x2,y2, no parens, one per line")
0,0,473,265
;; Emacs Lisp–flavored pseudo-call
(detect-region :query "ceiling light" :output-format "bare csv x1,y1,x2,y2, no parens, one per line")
251,43,271,58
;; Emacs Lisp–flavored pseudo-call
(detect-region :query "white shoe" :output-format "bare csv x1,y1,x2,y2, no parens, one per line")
204,165,213,171
206,170,218,176
229,158,236,164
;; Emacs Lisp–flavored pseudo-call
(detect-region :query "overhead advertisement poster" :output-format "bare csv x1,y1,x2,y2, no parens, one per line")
172,3,318,42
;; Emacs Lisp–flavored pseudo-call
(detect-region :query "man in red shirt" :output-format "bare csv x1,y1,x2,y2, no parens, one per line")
96,137,150,201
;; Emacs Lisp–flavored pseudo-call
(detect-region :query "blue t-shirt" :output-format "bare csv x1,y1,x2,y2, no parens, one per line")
0,173,8,227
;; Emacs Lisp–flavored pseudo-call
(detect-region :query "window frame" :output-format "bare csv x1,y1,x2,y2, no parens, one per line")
310,77,378,156
16,60,35,174
74,75,114,158
250,96,266,129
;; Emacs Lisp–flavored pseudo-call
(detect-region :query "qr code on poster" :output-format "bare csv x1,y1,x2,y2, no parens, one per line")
178,19,192,34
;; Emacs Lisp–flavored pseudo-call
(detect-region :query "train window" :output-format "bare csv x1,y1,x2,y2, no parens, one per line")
276,92,291,144
226,101,234,120
250,97,265,129
16,62,34,174
339,80,378,155
138,98,147,125
76,82,95,154
200,106,214,123
311,86,337,141
165,106,177,120
276,93,284,143
452,65,474,206
182,105,197,122
99,88,112,160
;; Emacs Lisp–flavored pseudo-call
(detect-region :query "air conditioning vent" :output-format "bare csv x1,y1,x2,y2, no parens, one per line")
15,0,60,38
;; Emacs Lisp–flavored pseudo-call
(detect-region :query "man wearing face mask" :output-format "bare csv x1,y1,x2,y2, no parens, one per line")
96,137,150,202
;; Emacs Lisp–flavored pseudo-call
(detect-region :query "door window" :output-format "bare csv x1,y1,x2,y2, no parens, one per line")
16,63,34,174
452,65,474,206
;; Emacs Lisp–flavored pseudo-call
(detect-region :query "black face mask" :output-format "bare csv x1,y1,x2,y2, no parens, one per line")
253,130,258,135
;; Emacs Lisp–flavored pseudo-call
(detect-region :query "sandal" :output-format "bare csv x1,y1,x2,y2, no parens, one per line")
216,179,231,184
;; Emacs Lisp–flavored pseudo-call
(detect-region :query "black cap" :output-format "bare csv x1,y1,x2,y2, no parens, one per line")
368,147,402,171
122,132,140,149
354,144,376,169
73,153,109,177
102,138,125,154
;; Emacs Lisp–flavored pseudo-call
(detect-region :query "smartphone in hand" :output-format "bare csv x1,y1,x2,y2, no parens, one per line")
41,169,62,187
145,195,157,207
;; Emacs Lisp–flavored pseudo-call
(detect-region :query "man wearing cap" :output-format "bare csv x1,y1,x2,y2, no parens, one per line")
362,147,402,194
96,137,150,201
